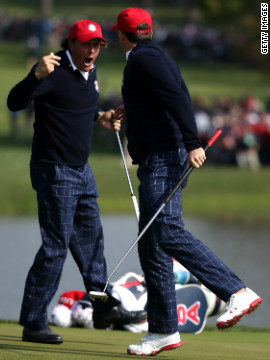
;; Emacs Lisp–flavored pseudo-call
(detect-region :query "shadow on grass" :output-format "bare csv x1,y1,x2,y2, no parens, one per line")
0,334,111,346
0,324,130,359
0,343,130,359
0,335,21,341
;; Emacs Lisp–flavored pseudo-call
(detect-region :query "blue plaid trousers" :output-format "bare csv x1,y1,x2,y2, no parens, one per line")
19,160,117,329
137,149,245,333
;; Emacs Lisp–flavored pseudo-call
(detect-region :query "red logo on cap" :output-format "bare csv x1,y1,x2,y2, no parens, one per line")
69,19,107,46
88,24,97,32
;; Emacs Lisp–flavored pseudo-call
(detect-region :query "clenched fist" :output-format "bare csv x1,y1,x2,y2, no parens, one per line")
35,52,61,80
188,147,206,168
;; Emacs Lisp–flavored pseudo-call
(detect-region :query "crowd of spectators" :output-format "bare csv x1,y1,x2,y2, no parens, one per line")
193,94,270,169
0,11,242,64
0,12,68,57
98,92,270,169
2,11,269,169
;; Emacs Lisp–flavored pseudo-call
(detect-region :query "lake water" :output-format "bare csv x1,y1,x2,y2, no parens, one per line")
0,216,269,328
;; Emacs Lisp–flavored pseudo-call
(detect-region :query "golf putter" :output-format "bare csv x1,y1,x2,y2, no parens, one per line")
115,131,140,222
89,132,139,302
89,129,222,301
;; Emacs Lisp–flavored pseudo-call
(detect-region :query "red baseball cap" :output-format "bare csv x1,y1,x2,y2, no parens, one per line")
111,7,152,34
69,20,107,46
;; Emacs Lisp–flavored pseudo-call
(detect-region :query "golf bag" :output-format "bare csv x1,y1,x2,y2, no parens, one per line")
50,271,224,333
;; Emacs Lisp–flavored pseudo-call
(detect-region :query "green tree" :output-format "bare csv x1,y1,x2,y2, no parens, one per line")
40,0,53,18
196,0,268,69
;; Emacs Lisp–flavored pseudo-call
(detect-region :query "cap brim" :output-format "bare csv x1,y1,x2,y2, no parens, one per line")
111,23,118,31
76,34,107,46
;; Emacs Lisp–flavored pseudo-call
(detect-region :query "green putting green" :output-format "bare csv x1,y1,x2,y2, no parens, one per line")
0,322,269,360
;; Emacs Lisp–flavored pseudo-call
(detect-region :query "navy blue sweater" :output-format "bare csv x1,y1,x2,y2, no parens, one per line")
7,51,101,166
122,40,201,164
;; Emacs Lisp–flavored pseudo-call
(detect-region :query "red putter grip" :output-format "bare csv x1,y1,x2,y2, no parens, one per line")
208,128,222,147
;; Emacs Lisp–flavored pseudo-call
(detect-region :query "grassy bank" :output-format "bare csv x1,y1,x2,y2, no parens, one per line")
0,144,269,223
0,322,269,360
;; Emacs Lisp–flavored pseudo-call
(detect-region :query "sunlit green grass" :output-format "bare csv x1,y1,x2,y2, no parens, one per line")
0,322,269,360
0,144,269,223
184,165,269,222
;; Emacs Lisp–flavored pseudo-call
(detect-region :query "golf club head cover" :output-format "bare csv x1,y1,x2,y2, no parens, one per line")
175,284,208,334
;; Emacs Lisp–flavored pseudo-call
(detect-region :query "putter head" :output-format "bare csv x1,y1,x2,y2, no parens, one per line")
88,291,108,302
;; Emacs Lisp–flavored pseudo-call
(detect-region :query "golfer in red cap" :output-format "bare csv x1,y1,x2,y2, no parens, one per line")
111,7,262,357
7,18,146,345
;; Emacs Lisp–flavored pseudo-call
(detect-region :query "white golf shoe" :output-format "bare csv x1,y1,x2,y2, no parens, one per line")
127,331,182,356
217,288,262,329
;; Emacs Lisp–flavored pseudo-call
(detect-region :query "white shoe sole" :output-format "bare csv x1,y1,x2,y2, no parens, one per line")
127,340,183,356
217,297,263,330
